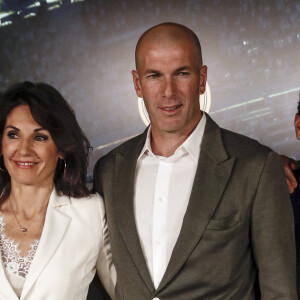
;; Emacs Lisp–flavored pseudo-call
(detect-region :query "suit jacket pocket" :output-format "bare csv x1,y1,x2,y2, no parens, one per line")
206,212,241,230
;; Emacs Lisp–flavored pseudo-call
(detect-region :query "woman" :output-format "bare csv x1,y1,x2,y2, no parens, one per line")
0,82,115,299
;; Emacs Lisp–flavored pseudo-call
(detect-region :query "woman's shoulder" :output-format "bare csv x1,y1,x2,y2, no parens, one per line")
53,192,106,237
53,190,105,219
76,193,105,216
69,192,104,210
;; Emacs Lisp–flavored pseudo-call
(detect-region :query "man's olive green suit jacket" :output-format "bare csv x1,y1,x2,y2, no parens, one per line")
93,114,297,299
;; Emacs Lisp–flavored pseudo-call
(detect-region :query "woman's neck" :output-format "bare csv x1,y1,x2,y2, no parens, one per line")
8,183,53,218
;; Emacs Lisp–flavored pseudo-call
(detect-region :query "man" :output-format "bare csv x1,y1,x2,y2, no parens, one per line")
291,98,300,296
91,23,297,299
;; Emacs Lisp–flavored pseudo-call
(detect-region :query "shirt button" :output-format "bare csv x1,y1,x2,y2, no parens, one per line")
156,240,161,246
158,197,163,202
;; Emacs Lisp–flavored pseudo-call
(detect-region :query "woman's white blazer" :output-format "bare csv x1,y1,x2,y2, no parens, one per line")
0,189,116,300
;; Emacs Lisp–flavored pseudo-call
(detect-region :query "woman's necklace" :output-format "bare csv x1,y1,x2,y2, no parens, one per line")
9,198,38,232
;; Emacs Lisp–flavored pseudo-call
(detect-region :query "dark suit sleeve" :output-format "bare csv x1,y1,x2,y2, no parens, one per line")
93,159,105,196
87,278,111,300
251,151,297,299
87,158,112,300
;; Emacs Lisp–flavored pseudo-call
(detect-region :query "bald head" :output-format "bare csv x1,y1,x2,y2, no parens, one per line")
135,22,203,72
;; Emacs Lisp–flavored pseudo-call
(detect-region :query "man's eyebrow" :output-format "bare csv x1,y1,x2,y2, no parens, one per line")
175,66,192,72
144,66,192,74
144,69,161,74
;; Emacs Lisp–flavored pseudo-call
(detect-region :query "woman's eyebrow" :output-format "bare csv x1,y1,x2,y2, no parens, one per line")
5,125,19,131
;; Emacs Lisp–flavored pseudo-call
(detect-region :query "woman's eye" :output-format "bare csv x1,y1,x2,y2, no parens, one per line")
35,135,48,141
7,131,19,139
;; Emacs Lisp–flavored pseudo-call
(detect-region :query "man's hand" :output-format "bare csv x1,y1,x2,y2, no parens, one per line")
281,155,300,193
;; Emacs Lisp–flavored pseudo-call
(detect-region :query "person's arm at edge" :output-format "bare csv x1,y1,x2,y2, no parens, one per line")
252,151,297,298
281,155,300,193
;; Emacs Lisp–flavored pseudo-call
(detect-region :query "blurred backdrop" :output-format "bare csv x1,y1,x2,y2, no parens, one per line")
0,0,299,178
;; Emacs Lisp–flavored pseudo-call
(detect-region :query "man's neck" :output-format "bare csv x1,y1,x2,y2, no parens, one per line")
150,115,202,157
150,132,189,157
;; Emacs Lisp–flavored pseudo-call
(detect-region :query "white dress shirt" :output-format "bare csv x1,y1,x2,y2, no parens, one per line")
134,114,206,288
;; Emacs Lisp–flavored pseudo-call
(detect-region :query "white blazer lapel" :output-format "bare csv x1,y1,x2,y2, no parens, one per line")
21,189,71,299
0,257,19,300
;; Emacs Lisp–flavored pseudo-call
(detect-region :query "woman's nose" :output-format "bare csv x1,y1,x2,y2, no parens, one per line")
18,139,32,155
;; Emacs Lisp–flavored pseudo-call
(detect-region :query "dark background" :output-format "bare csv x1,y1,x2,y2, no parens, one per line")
0,0,299,179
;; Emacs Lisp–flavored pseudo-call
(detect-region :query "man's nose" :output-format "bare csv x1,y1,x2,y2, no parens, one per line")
163,77,176,98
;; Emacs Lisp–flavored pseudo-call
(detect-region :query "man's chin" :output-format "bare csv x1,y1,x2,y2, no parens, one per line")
157,124,182,134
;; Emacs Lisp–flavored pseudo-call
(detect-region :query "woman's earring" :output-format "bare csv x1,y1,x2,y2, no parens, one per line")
60,158,67,176
64,160,67,176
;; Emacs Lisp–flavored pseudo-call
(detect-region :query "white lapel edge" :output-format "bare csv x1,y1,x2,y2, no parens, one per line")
21,189,71,299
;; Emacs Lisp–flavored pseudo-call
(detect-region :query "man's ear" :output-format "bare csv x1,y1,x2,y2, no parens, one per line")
131,70,143,98
199,65,208,95
295,113,300,140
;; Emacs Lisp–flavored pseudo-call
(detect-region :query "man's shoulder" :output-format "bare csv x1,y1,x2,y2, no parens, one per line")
104,131,145,158
205,114,272,160
220,127,272,158
94,130,146,170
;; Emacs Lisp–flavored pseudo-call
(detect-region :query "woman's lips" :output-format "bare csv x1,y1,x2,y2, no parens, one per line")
14,161,39,168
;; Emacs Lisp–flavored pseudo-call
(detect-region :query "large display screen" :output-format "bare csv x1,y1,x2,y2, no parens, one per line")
1,0,299,177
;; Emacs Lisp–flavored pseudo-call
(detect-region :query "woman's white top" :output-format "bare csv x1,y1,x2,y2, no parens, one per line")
0,213,38,297
0,190,116,300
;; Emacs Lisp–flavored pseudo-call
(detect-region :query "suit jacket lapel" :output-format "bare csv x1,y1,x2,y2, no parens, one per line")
157,114,235,292
114,130,155,293
21,190,71,299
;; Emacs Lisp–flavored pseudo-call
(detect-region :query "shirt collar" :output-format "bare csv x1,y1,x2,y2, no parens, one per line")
137,113,207,161
137,126,153,160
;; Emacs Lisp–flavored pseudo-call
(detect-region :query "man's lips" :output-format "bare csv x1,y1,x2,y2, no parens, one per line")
159,104,183,112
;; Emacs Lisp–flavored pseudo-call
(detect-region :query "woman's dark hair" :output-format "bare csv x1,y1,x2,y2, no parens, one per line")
298,93,300,115
0,81,91,199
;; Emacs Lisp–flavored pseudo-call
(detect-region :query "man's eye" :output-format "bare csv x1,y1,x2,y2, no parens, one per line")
35,135,48,141
178,72,189,76
148,73,160,78
7,131,19,139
